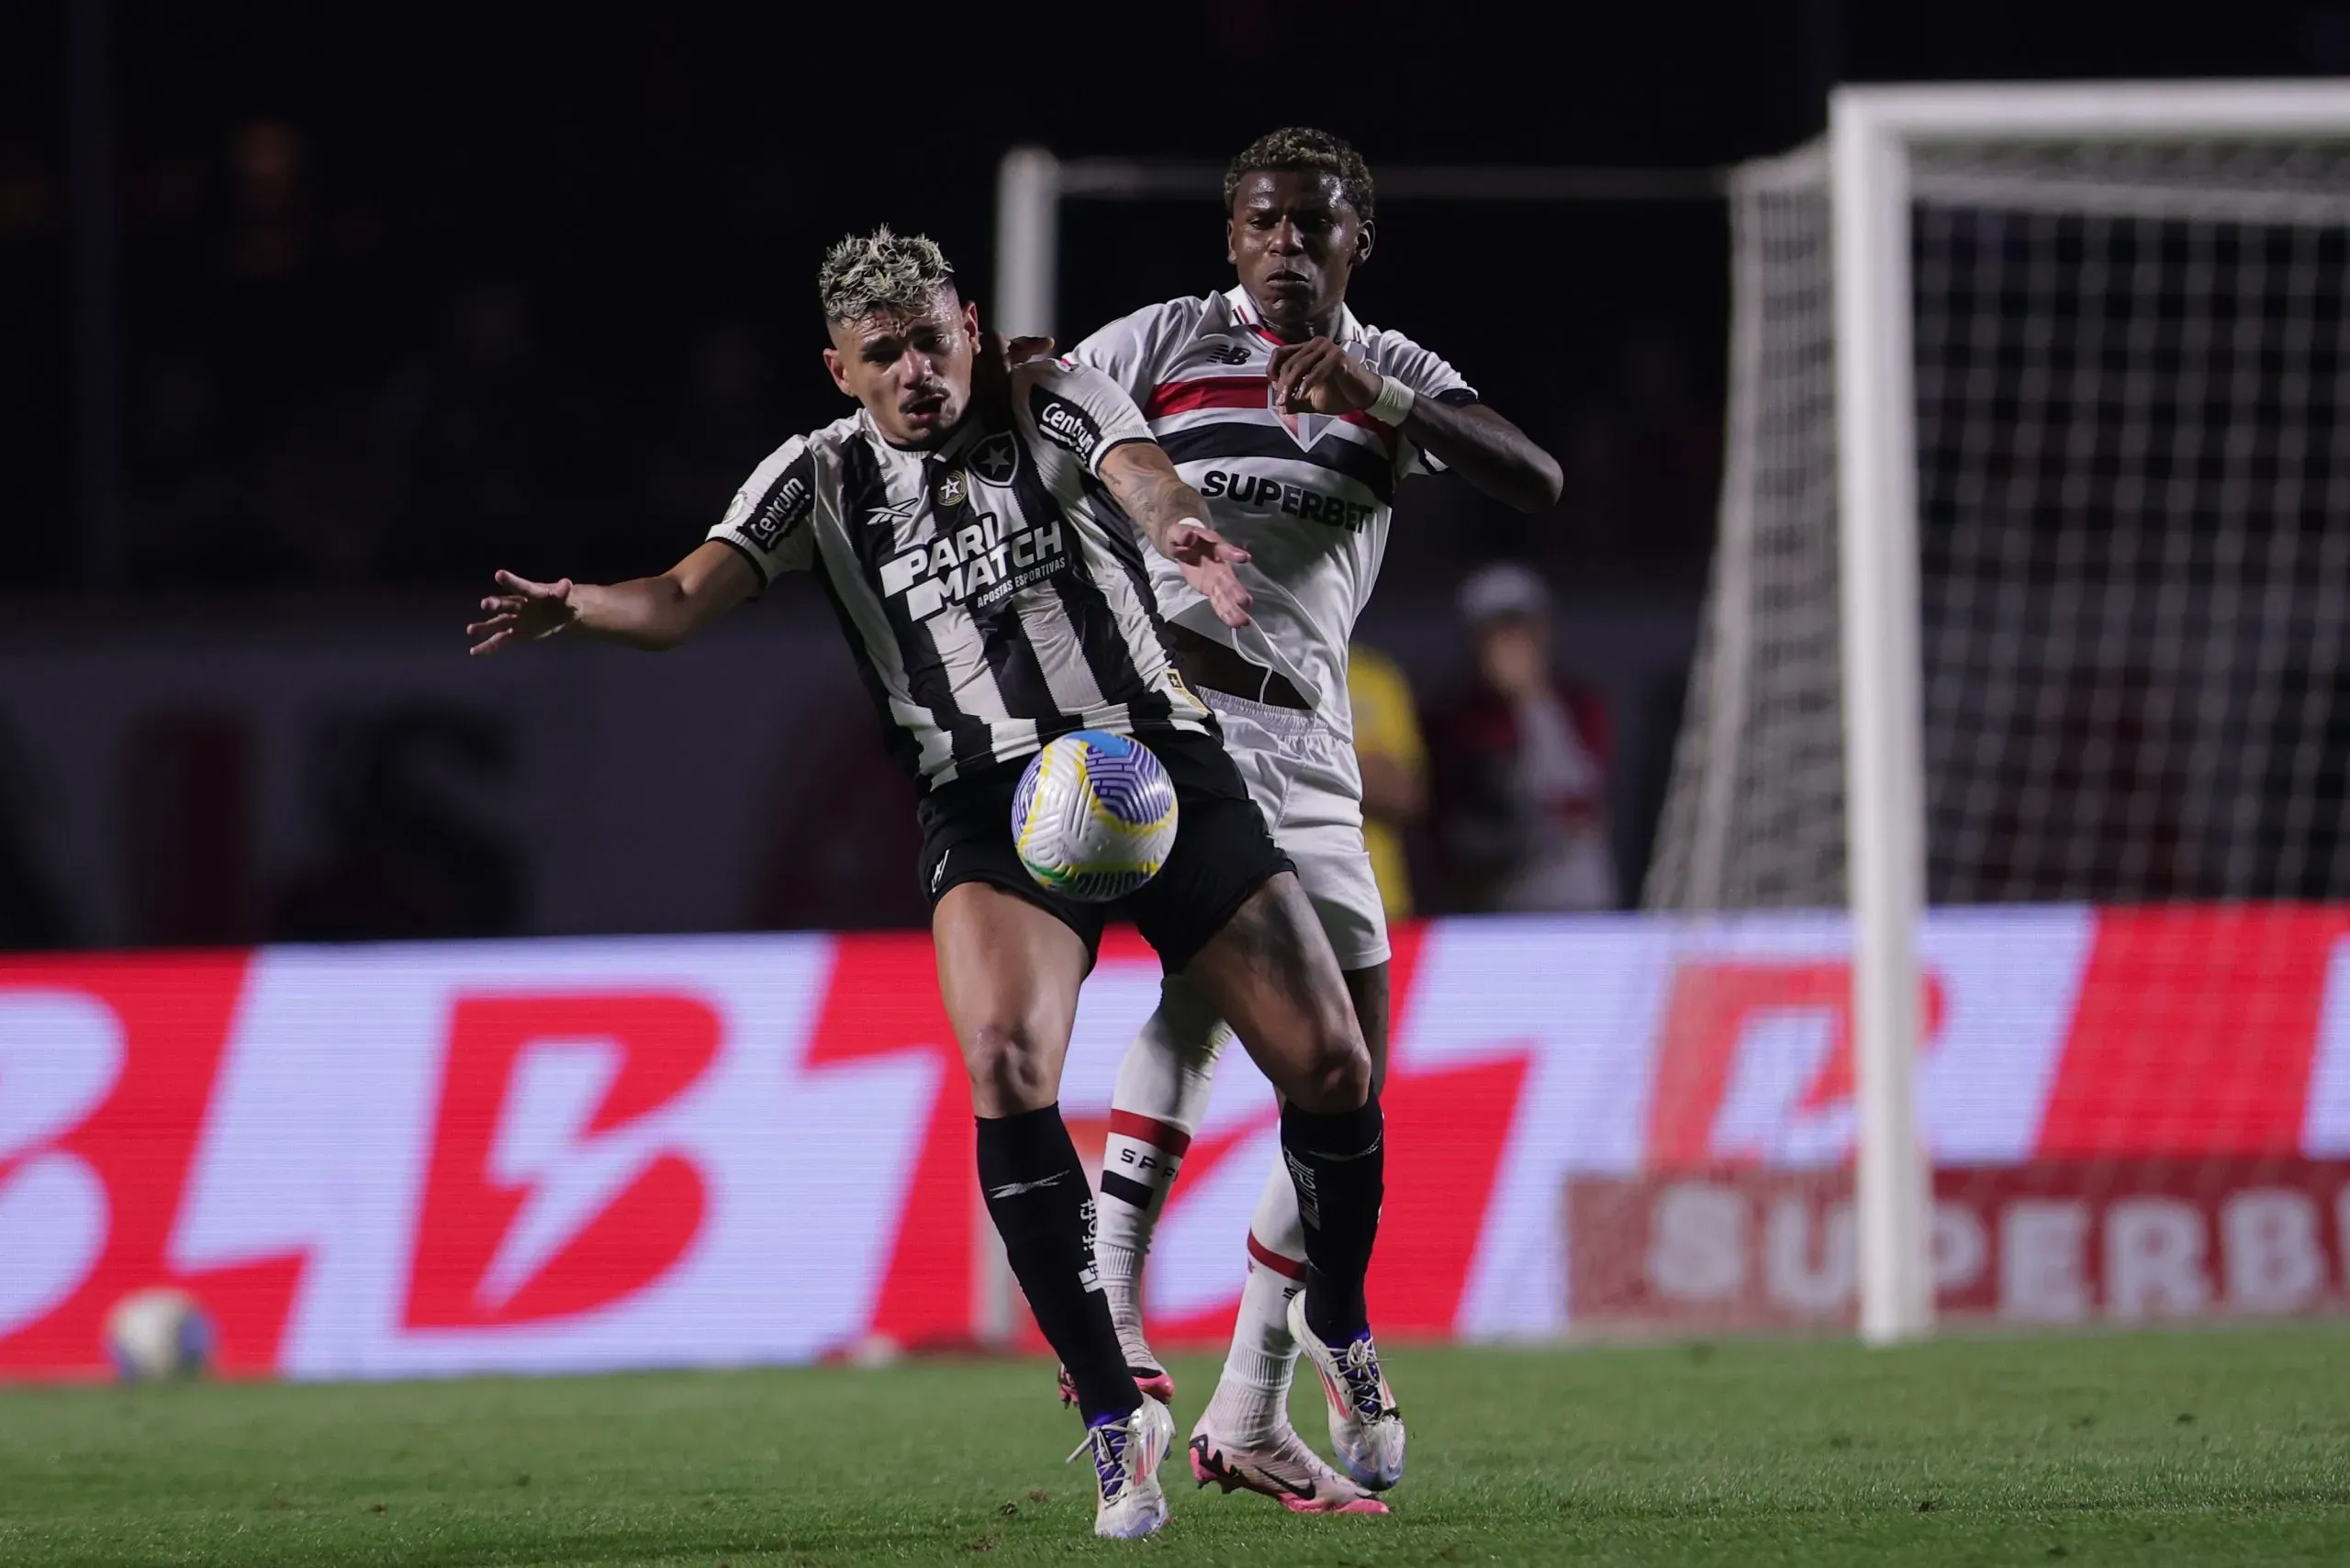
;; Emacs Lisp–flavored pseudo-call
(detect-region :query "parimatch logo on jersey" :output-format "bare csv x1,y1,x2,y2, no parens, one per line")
878,511,1068,622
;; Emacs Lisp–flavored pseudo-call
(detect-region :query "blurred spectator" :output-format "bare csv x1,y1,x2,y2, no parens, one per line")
382,280,560,578
643,322,783,538
0,722,73,950
1346,642,1428,923
272,707,521,941
1429,563,1617,913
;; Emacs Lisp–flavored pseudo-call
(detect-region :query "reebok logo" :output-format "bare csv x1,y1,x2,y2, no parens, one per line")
984,1171,1069,1201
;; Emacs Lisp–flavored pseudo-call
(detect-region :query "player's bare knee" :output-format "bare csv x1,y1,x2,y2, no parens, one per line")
965,1021,1056,1114
1286,1027,1372,1114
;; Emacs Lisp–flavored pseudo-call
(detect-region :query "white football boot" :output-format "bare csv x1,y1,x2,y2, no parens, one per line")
1057,1360,1176,1408
1287,1293,1406,1491
1068,1395,1176,1540
1187,1394,1390,1515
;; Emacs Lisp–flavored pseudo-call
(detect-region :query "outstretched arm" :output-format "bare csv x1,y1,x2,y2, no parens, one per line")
1095,440,1256,629
1269,340,1563,513
466,541,760,655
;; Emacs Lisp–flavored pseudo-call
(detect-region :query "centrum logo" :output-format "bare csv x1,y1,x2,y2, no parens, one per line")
737,449,815,549
1031,386,1102,465
878,511,1069,621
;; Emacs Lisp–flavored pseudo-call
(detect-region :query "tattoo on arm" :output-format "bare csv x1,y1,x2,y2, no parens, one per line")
1105,448,1210,554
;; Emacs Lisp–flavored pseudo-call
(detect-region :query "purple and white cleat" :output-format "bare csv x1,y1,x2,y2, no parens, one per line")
1068,1396,1175,1540
1287,1293,1406,1492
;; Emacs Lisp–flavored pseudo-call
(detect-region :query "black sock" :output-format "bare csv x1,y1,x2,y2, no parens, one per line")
976,1105,1140,1423
1280,1095,1384,1345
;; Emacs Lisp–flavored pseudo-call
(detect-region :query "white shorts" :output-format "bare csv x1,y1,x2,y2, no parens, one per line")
1202,689,1392,971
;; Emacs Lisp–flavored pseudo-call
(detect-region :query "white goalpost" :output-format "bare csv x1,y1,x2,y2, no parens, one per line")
991,150,1720,342
1654,80,2350,1344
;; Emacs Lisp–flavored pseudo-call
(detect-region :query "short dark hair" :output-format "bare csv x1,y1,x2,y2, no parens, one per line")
817,226,957,324
1224,128,1374,224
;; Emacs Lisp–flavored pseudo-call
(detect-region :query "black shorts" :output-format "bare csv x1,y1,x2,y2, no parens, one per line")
915,728,1292,973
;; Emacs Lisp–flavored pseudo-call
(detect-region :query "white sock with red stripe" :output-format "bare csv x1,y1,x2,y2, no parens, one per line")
1208,1162,1307,1443
1098,977,1229,1369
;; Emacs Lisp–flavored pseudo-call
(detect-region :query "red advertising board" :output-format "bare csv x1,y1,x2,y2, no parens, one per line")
4,905,2349,1376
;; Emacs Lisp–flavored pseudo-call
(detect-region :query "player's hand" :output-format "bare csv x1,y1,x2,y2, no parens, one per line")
1002,334,1055,366
1267,338,1382,417
1163,520,1253,628
466,570,577,655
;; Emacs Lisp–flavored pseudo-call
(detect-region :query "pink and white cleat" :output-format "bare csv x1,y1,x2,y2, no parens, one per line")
1287,1293,1406,1491
1057,1362,1176,1408
1068,1396,1176,1540
1188,1405,1390,1515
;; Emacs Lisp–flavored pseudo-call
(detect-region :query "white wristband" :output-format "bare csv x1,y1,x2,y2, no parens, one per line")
1366,373,1416,427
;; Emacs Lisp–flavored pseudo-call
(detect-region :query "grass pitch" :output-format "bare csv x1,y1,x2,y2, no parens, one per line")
5,1327,2348,1566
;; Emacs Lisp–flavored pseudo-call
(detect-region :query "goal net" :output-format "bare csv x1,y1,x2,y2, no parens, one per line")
1611,88,2350,1338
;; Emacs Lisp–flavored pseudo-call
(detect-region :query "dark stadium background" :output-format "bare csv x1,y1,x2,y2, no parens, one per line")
1,0,2340,949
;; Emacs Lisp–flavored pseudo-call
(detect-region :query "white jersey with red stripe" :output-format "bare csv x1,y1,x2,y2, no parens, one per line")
1068,286,1475,743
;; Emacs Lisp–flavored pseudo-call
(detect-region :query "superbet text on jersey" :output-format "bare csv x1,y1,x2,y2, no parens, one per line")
1069,286,1477,743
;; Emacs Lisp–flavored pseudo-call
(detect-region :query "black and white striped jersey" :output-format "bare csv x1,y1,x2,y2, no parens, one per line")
709,360,1214,788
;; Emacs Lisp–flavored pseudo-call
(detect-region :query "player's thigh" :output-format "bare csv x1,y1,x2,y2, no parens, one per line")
1125,730,1366,1111
1281,818,1392,968
1277,832,1390,1088
1275,754,1393,1086
932,880,1093,1116
1180,870,1369,1115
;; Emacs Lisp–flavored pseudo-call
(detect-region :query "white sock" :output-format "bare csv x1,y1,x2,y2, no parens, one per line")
1209,1162,1306,1441
1097,975,1228,1366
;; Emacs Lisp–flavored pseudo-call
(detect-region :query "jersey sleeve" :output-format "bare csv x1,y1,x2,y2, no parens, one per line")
1066,297,1203,403
1376,331,1481,478
707,436,818,589
1020,360,1157,482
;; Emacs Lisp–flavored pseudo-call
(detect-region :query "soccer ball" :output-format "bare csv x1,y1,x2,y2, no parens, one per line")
104,1288,215,1381
1011,731,1179,902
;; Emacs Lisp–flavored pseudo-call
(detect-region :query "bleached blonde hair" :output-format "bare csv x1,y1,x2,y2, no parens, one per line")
817,226,957,323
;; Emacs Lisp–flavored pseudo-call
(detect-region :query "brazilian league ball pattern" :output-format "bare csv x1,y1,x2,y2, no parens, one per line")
104,1288,216,1382
1012,731,1180,902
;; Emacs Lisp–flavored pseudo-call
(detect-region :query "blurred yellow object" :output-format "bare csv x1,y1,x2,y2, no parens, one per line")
1348,644,1427,922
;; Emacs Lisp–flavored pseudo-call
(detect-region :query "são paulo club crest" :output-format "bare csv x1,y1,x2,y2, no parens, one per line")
1270,380,1335,453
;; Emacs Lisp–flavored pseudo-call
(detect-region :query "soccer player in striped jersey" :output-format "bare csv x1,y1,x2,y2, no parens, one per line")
1030,129,1563,1511
465,228,1401,1540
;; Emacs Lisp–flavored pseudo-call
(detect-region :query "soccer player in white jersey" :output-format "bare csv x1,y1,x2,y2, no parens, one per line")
1035,129,1563,1512
465,229,1406,1541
